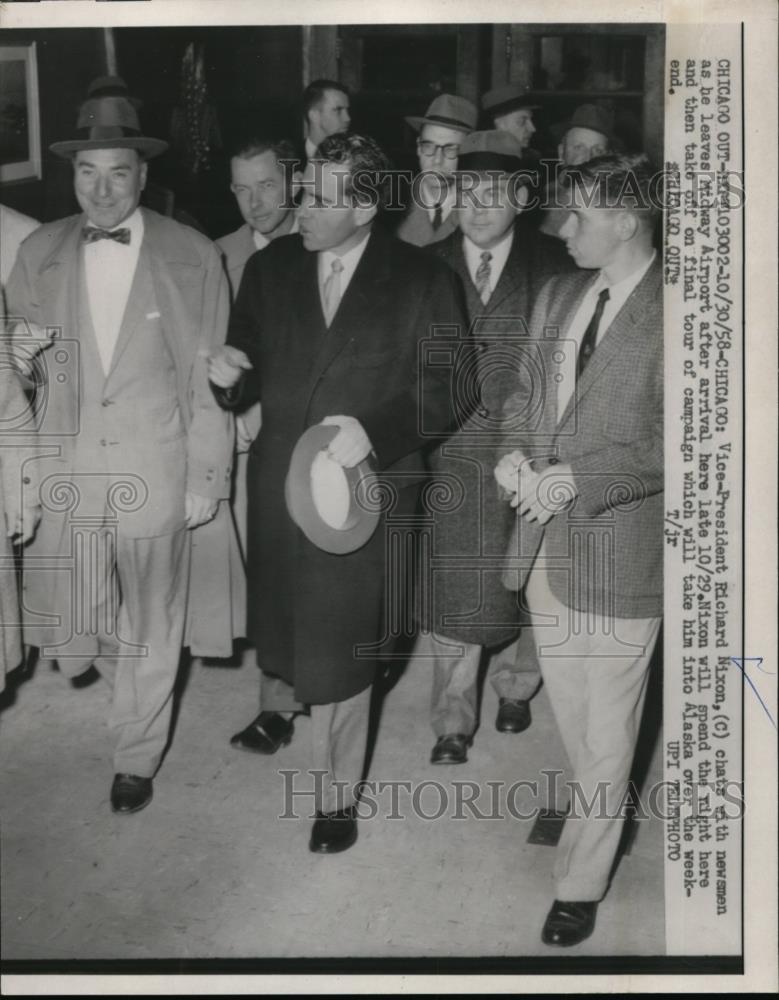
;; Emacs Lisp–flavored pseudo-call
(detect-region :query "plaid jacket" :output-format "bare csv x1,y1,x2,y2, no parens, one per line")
500,259,663,619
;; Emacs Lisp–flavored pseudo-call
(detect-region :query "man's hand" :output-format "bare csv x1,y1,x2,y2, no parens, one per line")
185,491,219,529
7,321,56,376
321,415,372,469
513,462,578,525
494,449,533,498
206,346,253,389
6,503,41,546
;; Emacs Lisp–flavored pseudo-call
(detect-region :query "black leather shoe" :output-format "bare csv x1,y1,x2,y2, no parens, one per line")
541,899,598,947
495,697,532,733
110,773,153,814
309,805,358,854
230,711,294,754
430,733,471,765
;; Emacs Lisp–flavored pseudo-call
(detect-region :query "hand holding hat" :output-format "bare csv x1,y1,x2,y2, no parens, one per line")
321,415,372,469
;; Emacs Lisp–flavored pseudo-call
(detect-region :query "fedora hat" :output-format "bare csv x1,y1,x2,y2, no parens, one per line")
454,129,526,173
551,103,617,146
481,83,540,119
50,76,168,159
405,93,478,134
284,424,381,555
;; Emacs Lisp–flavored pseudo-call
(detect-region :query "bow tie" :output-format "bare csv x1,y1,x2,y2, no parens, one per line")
82,226,131,245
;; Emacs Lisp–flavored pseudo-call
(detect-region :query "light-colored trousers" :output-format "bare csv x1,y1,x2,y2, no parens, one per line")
261,671,371,814
426,627,541,737
87,526,190,778
525,541,661,901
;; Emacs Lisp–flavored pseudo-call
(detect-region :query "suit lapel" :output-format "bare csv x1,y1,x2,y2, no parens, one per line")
557,261,661,430
103,243,153,380
484,228,527,316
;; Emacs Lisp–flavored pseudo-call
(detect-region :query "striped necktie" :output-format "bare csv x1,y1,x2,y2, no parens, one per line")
475,250,492,304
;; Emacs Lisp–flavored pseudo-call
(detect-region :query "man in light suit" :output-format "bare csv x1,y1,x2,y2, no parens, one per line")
426,130,571,765
216,136,300,560
495,153,662,946
5,77,233,815
208,134,465,854
396,94,477,247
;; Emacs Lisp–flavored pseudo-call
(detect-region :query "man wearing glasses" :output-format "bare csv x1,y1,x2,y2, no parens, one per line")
397,94,477,247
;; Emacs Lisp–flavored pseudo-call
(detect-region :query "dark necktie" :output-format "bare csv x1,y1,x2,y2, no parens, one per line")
82,226,131,245
577,287,610,379
432,202,443,230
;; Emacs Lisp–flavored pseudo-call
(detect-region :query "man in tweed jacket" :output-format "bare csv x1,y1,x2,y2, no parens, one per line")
495,154,663,947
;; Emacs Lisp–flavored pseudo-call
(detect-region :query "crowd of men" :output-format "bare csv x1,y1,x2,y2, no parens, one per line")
1,73,663,949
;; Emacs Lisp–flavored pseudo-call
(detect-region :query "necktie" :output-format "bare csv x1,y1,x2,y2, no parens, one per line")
322,257,344,327
577,287,610,378
432,202,443,230
82,226,131,245
475,250,493,305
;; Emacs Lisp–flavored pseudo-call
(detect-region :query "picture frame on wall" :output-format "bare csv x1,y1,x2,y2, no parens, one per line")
0,41,41,183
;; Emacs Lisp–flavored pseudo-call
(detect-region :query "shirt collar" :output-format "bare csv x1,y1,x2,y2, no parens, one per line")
84,207,144,246
462,226,514,285
594,249,656,308
318,228,371,289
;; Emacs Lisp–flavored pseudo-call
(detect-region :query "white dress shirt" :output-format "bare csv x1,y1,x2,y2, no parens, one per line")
305,136,318,160
423,182,456,227
462,227,514,300
557,249,656,421
317,229,371,321
83,208,144,375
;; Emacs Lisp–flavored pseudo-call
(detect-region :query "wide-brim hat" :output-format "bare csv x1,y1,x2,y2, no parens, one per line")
405,93,478,134
284,424,381,555
550,103,617,147
453,129,526,173
50,76,168,159
481,83,540,119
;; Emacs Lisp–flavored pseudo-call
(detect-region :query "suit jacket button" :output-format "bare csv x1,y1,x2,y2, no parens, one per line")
548,457,559,465
101,399,112,407
476,405,489,418
100,438,107,447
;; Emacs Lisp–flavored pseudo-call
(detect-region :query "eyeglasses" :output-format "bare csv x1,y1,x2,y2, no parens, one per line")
417,140,460,160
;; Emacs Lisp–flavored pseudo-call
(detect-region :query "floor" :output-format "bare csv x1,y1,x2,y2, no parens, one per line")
0,641,664,963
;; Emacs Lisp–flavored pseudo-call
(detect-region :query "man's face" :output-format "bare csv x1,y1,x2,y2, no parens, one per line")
459,175,521,249
309,89,351,145
74,147,147,229
230,150,292,237
417,123,468,179
297,160,369,254
558,184,623,270
493,108,535,151
559,126,609,166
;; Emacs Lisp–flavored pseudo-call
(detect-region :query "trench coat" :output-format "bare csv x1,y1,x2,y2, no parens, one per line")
217,227,466,704
426,220,573,647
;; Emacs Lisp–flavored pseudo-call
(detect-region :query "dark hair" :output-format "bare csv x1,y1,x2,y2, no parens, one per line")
302,79,349,121
230,136,298,167
562,152,660,222
315,133,392,209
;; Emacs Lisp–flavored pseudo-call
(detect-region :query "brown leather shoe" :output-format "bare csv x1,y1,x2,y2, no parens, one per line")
110,773,153,814
541,899,598,946
495,697,532,733
309,805,358,854
230,711,294,754
430,733,471,764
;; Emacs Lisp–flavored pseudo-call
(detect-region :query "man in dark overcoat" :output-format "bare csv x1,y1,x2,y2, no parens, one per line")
426,130,571,764
208,133,465,853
